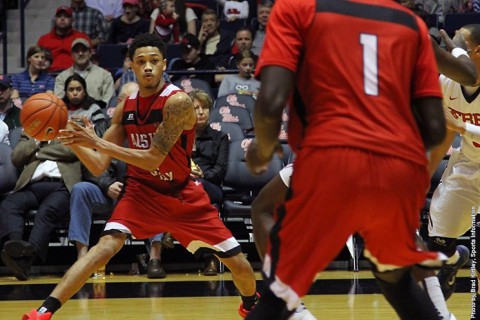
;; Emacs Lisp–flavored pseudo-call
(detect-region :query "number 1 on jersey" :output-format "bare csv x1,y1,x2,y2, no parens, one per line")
360,33,379,96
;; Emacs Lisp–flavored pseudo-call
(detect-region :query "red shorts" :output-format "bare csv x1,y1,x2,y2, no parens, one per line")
107,178,240,257
268,147,439,298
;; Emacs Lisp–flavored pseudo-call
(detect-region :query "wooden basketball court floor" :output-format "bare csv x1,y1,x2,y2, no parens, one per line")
0,268,472,319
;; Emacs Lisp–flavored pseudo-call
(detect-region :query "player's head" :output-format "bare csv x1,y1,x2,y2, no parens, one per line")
457,24,480,81
129,33,167,90
129,33,166,61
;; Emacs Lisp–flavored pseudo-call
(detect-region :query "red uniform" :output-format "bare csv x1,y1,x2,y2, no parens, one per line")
255,0,443,303
106,84,241,257
37,28,90,72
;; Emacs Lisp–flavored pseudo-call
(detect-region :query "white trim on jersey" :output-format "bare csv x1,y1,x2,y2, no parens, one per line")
160,84,181,97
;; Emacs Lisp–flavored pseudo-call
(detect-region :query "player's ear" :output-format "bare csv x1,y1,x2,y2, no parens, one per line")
163,59,167,72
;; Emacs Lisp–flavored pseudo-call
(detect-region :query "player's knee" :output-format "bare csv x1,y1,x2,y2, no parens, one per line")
95,234,126,257
428,236,456,257
222,253,253,277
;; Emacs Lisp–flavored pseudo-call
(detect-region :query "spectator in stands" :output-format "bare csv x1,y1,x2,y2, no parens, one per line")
217,50,260,98
0,75,21,130
43,49,54,72
169,33,216,87
70,0,110,47
216,0,250,21
85,0,124,30
38,6,91,73
189,89,229,275
61,74,111,261
218,27,256,74
152,0,179,44
198,8,234,67
0,119,9,145
109,0,150,45
150,0,197,38
55,38,116,109
0,133,81,281
251,1,272,56
10,45,55,101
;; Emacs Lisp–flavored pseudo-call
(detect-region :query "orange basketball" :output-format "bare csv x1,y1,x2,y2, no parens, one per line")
20,93,68,141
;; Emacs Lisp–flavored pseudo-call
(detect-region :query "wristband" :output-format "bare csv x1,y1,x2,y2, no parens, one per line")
465,123,480,136
451,47,469,58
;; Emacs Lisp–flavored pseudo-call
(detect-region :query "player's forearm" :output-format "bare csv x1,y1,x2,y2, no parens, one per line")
94,138,166,172
69,144,112,176
427,129,456,177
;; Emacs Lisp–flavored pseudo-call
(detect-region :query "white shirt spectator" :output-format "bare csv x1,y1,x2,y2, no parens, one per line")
86,0,124,20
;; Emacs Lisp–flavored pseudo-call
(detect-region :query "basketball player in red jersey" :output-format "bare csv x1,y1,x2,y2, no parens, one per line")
245,0,447,319
22,33,258,320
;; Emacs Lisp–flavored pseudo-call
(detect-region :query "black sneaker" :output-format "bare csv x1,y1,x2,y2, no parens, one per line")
1,249,33,281
437,245,470,300
147,259,166,279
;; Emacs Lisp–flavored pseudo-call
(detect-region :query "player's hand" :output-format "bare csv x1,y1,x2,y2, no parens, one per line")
246,140,282,175
58,117,99,148
107,181,124,199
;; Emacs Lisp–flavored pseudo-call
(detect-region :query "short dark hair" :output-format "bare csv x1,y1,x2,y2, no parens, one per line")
128,33,166,60
202,8,218,21
463,24,480,46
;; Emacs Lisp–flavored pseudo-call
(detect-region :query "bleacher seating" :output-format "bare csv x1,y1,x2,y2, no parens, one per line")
173,78,214,99
443,13,480,37
221,138,284,242
210,105,253,132
214,93,255,115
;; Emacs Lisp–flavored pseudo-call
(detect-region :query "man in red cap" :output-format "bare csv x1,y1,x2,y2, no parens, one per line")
37,6,91,73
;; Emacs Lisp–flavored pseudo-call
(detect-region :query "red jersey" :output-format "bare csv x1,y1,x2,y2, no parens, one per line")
122,83,195,192
255,0,442,166
37,28,91,72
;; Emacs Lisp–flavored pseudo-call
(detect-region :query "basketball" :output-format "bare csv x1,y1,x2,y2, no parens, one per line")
20,92,68,141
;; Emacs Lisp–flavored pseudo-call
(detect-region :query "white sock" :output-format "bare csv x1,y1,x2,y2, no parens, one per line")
422,276,451,320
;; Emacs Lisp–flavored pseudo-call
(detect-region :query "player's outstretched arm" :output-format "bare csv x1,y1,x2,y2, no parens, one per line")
247,66,294,175
412,97,446,151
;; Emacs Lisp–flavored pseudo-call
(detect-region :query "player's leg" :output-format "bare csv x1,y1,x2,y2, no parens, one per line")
428,153,474,299
22,232,128,319
371,265,441,320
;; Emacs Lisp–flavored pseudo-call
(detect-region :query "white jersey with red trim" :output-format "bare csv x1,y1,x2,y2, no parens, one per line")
441,74,480,163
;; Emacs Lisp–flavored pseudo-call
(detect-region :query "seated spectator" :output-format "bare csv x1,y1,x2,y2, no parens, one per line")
169,34,215,87
189,89,229,275
63,74,108,135
217,50,260,98
251,0,272,56
38,6,91,73
0,75,21,130
70,0,110,48
10,45,55,101
152,0,180,44
109,0,149,45
198,8,234,67
216,0,250,21
85,0,124,29
55,38,116,108
62,74,112,261
0,119,9,145
0,133,81,281
175,0,198,36
43,49,54,72
222,27,256,69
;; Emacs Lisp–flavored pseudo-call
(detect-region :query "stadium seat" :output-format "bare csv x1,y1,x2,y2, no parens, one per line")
0,143,18,197
8,126,22,149
214,93,255,115
443,13,480,37
209,105,253,132
173,78,214,99
221,138,284,242
166,44,182,63
209,122,245,142
96,44,127,71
